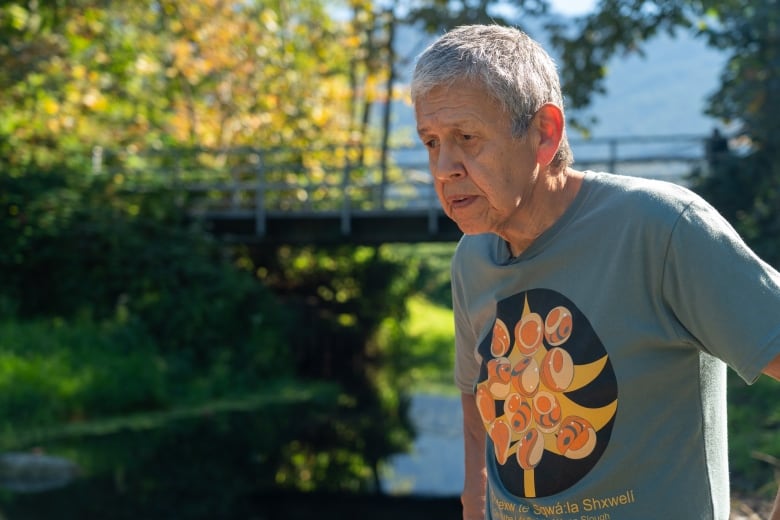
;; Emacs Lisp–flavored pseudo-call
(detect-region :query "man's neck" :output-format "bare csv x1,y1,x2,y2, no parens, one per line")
502,167,584,258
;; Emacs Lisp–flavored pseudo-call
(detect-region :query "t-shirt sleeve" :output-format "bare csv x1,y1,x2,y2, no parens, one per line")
662,198,780,383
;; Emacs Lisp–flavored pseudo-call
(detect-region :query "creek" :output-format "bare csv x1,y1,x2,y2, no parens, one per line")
381,393,463,496
0,393,463,519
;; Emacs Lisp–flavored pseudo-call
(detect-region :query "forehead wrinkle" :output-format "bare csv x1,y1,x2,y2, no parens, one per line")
415,81,503,137
417,107,488,131
418,117,475,133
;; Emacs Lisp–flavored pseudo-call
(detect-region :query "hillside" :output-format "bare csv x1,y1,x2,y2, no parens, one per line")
390,22,727,156
575,31,726,137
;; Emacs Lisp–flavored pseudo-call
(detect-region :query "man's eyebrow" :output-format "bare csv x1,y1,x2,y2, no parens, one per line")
417,119,475,136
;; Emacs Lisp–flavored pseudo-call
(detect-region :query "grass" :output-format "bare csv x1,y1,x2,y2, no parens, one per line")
0,317,166,432
0,317,338,451
0,378,339,451
401,295,457,395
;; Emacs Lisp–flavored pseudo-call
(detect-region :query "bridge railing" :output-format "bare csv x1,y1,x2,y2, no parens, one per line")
101,145,436,207
94,134,712,237
568,134,710,180
97,144,442,236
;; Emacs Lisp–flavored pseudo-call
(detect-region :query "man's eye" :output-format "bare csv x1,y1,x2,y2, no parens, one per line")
424,139,438,149
462,134,475,141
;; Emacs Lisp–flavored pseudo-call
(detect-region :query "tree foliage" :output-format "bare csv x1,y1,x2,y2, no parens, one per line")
0,0,399,175
248,243,419,489
0,2,420,496
0,169,288,386
693,1,780,265
541,0,780,264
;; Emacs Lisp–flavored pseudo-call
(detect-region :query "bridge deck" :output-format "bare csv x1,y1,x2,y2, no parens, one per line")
197,209,463,245
105,135,711,244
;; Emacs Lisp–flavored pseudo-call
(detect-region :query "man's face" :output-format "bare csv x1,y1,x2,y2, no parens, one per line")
415,80,539,236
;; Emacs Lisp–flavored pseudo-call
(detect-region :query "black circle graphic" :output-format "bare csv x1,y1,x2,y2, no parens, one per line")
475,288,618,498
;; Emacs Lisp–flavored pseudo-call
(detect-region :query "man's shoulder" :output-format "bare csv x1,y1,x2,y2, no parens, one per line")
583,171,703,220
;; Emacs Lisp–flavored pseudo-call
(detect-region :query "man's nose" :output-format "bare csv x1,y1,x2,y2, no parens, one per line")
431,144,465,181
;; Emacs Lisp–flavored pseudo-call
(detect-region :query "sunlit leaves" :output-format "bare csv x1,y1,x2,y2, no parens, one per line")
0,0,390,175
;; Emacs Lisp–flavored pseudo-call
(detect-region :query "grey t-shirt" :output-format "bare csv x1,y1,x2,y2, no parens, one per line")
452,171,780,519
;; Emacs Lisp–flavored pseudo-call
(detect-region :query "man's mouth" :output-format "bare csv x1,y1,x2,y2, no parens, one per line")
449,195,475,208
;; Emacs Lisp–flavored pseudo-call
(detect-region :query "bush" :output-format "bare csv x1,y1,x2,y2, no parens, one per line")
0,317,165,431
727,371,780,494
0,170,291,400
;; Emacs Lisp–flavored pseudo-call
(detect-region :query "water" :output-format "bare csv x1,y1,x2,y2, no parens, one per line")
382,393,463,497
0,392,464,518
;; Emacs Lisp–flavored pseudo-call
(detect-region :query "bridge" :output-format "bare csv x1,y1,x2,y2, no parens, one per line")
102,134,713,244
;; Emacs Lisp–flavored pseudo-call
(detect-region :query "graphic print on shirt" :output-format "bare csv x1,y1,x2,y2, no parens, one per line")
476,288,618,498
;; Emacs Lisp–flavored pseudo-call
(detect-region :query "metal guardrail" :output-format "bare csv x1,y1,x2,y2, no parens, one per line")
566,134,710,188
96,134,712,239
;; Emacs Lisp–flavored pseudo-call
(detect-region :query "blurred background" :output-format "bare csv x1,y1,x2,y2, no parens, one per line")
0,0,778,518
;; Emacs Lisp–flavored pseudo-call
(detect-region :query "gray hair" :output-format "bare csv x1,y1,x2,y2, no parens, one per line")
411,24,573,169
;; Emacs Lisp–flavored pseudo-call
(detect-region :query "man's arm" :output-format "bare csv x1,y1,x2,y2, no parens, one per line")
764,353,780,519
461,392,487,520
762,352,780,381
770,487,780,520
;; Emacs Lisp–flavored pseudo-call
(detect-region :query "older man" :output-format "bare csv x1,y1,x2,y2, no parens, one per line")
411,24,780,520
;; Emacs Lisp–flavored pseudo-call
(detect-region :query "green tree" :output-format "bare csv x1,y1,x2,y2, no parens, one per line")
0,1,422,496
527,0,780,264
0,170,288,384
249,244,418,492
691,1,780,266
0,1,395,174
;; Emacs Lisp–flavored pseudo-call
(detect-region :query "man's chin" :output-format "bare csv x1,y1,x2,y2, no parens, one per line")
456,222,489,236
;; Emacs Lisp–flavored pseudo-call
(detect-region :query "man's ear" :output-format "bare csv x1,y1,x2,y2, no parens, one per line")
532,103,564,167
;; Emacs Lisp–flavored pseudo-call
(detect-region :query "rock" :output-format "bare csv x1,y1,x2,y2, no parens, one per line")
0,452,79,493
